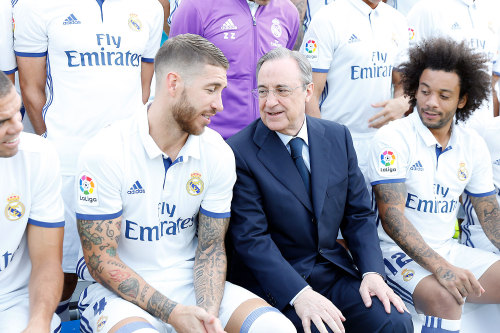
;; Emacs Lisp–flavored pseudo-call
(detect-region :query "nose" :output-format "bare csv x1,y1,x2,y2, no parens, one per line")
426,92,439,109
211,92,224,112
7,113,23,135
264,91,280,108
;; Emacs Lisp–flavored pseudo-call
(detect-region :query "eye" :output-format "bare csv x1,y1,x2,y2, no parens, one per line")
206,88,216,94
440,95,450,100
421,89,430,95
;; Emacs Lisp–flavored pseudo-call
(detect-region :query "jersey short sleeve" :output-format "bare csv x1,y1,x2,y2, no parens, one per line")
407,0,437,46
463,131,496,197
0,0,16,74
141,0,164,63
199,141,236,218
27,135,64,227
367,125,410,186
12,0,48,57
75,133,123,221
300,9,336,73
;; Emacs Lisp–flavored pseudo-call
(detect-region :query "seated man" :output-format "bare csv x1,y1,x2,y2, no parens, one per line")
75,34,295,333
227,47,413,333
368,37,500,333
0,71,65,332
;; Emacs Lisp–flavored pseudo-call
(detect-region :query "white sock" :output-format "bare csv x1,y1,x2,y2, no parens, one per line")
242,306,296,333
421,315,460,332
56,298,70,322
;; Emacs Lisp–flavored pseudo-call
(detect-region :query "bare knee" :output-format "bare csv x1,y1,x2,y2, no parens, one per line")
413,278,462,319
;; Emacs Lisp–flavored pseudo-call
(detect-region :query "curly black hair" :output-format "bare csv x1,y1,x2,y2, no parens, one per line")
399,37,490,123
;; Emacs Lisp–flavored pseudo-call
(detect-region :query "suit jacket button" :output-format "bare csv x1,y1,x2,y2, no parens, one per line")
302,274,306,279
319,249,323,254
311,217,316,224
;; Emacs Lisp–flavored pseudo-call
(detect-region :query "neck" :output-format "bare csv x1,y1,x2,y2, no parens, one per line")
429,124,452,149
362,0,378,10
148,100,188,160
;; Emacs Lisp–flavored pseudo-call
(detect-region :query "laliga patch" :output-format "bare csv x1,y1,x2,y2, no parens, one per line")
408,27,415,41
377,148,398,175
4,194,25,221
457,162,468,181
186,172,204,196
78,172,99,206
304,39,318,60
402,268,415,282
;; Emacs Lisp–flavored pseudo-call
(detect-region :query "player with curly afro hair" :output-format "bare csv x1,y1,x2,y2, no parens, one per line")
399,37,490,123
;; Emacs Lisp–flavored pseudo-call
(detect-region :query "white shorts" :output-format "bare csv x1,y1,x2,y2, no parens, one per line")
461,224,500,255
62,175,79,272
381,241,500,307
352,136,372,188
79,281,259,333
0,292,61,332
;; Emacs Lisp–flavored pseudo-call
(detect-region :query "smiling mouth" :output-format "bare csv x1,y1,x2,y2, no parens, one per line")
4,137,19,144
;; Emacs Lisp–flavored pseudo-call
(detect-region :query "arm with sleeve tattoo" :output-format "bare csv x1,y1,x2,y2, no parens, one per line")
290,0,307,51
373,183,483,303
470,194,500,250
78,217,223,332
194,212,229,316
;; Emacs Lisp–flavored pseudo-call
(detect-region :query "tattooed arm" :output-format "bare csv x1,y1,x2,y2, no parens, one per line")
470,194,500,250
373,183,483,304
194,212,229,317
77,217,223,333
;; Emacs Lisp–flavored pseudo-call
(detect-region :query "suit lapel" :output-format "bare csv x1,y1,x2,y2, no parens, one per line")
254,121,313,212
308,117,331,220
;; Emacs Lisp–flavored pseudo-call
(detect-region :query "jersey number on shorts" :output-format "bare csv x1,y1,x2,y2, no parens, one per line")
384,252,414,276
93,297,108,316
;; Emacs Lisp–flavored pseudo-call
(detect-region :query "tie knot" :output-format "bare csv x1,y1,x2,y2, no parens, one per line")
289,137,303,159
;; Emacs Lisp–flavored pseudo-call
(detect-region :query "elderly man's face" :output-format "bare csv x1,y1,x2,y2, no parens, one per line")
257,57,313,136
0,87,23,157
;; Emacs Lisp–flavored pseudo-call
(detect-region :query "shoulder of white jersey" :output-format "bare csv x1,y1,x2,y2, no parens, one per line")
199,127,234,159
373,115,413,142
17,132,57,155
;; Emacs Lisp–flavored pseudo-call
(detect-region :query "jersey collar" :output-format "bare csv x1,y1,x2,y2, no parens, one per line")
347,0,377,16
138,106,201,161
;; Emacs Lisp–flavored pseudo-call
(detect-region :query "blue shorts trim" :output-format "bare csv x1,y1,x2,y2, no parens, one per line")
116,321,156,333
28,219,65,228
199,207,230,219
76,210,123,221
240,307,280,333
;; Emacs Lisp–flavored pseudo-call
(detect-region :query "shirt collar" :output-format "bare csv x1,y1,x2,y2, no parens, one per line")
276,117,309,147
139,106,201,161
347,0,377,16
410,108,458,149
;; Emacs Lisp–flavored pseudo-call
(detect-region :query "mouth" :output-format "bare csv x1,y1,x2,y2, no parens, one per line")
4,137,19,145
266,110,284,117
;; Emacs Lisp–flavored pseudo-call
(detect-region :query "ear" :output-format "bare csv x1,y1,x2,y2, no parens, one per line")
304,82,314,103
164,72,182,96
457,93,467,109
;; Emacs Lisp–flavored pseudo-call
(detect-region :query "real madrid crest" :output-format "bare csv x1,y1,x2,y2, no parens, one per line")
271,18,282,38
5,194,25,221
187,172,204,196
401,268,415,282
457,162,468,181
128,14,142,32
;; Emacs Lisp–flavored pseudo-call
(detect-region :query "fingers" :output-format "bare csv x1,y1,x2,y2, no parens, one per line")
377,292,392,314
468,274,484,298
371,100,389,109
387,291,407,314
359,286,373,308
202,317,225,333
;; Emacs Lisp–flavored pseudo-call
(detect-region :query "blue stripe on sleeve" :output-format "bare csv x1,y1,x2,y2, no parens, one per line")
14,51,48,57
312,68,329,73
76,210,122,221
463,189,496,197
28,219,65,228
199,207,230,218
3,67,17,75
141,57,154,63
370,178,406,186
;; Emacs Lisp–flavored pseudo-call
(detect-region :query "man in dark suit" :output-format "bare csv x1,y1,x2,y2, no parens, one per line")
227,47,413,333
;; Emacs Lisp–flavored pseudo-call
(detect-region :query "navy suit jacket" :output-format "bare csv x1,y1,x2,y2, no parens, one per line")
226,116,385,311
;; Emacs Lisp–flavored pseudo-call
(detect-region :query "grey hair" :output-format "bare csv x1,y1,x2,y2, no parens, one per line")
256,47,312,86
154,33,229,86
0,71,13,98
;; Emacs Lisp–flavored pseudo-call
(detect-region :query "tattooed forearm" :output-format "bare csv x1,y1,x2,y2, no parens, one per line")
146,291,178,323
471,195,500,249
435,267,456,282
290,0,307,50
374,184,443,272
118,277,140,298
194,214,229,315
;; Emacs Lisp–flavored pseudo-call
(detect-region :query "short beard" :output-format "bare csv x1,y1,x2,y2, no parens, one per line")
417,106,454,129
171,91,204,135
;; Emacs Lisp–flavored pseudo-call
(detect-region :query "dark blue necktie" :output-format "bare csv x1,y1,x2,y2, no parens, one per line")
289,137,311,195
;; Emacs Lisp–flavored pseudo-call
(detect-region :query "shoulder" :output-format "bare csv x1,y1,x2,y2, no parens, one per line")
199,127,235,160
80,118,133,161
374,116,413,141
18,132,57,157
309,116,348,138
267,0,299,15
226,119,260,152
